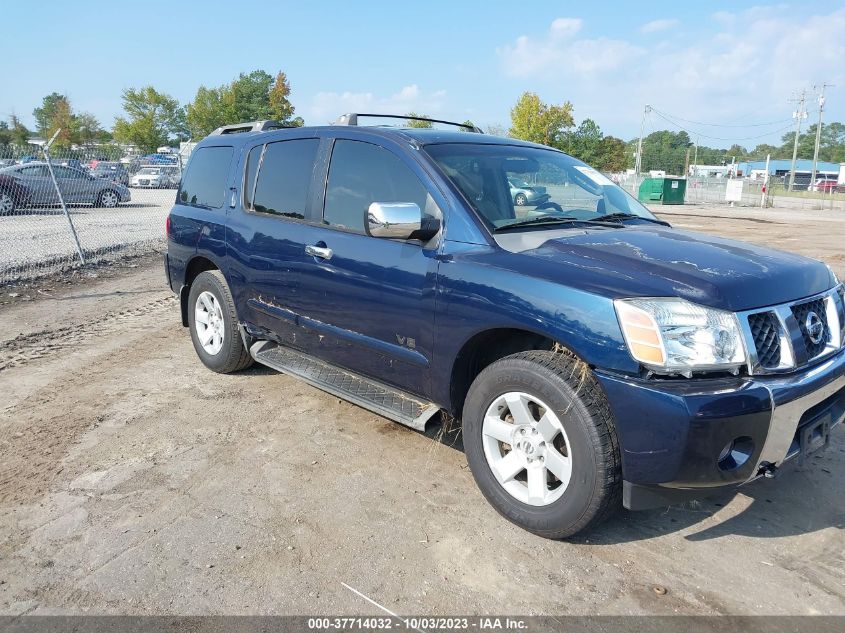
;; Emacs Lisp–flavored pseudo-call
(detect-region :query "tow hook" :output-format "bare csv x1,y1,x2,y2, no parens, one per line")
760,462,779,479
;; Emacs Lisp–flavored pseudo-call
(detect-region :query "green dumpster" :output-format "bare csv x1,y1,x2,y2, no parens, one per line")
638,177,686,205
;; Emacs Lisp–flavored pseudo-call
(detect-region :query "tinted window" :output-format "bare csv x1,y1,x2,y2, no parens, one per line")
54,166,85,179
179,146,233,208
243,144,262,210
323,140,431,233
251,139,318,219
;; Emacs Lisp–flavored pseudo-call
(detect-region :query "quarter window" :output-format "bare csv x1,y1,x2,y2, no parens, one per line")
250,139,319,219
178,146,233,209
323,140,435,234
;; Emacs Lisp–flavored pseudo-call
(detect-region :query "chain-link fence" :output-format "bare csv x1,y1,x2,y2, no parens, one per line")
618,174,845,211
0,143,182,284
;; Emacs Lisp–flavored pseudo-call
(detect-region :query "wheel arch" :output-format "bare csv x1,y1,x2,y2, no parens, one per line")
448,327,588,416
179,255,222,326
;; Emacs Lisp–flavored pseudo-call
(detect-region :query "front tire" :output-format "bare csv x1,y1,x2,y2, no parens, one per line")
462,351,621,539
187,270,254,373
514,193,527,206
96,189,120,208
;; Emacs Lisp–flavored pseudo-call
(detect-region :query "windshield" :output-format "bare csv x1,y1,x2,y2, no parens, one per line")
425,143,657,229
138,168,160,175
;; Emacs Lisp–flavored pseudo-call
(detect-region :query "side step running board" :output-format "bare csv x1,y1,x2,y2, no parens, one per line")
250,341,440,432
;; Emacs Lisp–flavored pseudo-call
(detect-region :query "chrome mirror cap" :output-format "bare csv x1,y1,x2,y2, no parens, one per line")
366,202,422,239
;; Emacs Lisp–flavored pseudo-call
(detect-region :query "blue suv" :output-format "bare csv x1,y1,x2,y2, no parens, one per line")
166,114,845,538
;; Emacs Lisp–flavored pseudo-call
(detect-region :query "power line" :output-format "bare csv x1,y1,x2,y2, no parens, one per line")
648,107,792,128
648,108,795,142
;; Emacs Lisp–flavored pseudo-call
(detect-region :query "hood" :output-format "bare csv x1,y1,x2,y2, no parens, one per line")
494,225,835,311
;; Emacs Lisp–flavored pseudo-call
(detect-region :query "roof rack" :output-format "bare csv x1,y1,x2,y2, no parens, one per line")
210,120,286,135
334,113,483,134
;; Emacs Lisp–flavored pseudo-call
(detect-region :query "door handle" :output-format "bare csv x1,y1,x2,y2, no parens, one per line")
305,244,333,260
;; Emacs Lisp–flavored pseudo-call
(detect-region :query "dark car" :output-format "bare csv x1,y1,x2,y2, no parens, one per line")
0,172,33,214
90,161,130,186
0,162,131,209
165,115,845,539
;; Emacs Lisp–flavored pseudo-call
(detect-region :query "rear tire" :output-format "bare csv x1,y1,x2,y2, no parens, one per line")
0,190,15,215
187,270,254,374
462,350,621,539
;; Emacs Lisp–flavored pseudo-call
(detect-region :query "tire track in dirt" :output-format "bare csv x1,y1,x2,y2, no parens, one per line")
0,295,175,372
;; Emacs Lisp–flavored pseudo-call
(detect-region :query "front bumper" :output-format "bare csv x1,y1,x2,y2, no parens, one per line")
596,348,845,510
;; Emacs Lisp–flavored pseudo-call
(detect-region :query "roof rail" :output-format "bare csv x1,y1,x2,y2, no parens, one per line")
334,113,483,134
210,120,285,135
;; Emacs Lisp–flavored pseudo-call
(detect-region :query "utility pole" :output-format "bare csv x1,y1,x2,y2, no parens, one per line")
692,136,699,177
788,89,807,192
810,83,832,186
634,104,650,178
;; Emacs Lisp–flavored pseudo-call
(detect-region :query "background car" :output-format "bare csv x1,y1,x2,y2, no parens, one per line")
809,178,840,193
159,165,182,189
90,161,130,186
130,166,170,188
508,177,550,206
0,162,130,208
0,171,33,214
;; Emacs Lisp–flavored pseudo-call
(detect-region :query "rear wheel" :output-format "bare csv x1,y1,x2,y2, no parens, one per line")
462,350,621,539
0,191,15,215
187,270,254,373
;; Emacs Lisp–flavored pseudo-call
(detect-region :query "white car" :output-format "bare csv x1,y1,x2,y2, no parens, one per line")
130,166,169,188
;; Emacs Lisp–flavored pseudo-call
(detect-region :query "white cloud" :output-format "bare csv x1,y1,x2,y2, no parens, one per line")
497,9,845,143
498,18,644,78
308,84,447,124
640,18,680,34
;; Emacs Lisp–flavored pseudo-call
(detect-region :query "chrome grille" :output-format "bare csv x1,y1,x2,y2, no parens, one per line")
791,297,831,357
748,311,781,369
740,287,843,375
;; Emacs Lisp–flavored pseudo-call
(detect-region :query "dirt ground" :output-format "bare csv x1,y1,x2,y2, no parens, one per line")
0,205,843,616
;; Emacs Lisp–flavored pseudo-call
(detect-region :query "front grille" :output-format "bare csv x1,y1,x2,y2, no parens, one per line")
748,311,781,368
791,298,831,358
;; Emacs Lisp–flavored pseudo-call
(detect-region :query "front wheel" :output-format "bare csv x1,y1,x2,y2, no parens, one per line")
187,270,254,373
462,351,621,539
514,193,527,206
96,189,120,208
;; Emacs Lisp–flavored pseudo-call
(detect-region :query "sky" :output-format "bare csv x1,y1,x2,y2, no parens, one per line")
3,0,845,149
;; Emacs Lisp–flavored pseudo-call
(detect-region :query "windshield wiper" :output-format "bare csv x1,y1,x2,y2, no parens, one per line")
591,212,670,226
493,216,621,232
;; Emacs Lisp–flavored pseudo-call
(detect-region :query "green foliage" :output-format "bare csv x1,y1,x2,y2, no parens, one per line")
33,93,68,138
31,93,107,148
186,69,302,138
9,115,31,146
113,86,187,153
509,92,574,147
405,112,433,128
781,122,845,163
597,136,628,172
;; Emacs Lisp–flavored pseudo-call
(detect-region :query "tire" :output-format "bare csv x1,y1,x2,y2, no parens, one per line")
462,350,621,539
514,193,527,206
96,189,120,208
0,190,15,215
187,270,254,374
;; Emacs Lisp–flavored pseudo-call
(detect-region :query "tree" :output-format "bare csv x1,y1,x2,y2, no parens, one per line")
405,112,433,128
74,112,109,145
748,143,781,160
460,119,478,132
9,115,31,146
564,118,604,164
509,92,574,147
186,69,303,138
113,86,187,152
269,71,302,126
33,93,69,138
597,136,627,172
0,121,11,148
186,85,228,139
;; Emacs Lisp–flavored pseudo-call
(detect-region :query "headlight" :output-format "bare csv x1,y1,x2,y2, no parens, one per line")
614,298,746,376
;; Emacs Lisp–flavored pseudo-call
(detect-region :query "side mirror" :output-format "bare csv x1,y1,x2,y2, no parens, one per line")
366,202,439,240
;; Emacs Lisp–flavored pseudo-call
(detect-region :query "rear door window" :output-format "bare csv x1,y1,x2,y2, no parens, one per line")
178,146,233,208
249,139,319,219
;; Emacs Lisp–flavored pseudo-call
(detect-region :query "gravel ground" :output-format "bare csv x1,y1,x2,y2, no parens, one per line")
0,189,172,281
0,205,842,616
